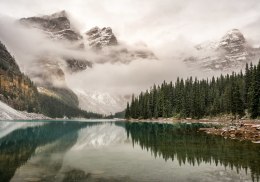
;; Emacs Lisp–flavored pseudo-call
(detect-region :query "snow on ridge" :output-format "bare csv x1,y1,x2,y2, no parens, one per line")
74,89,128,115
0,100,49,121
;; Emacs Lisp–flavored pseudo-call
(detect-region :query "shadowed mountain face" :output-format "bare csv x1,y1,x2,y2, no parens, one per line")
184,29,260,71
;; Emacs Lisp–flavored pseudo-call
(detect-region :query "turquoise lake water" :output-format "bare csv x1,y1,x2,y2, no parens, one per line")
0,120,259,182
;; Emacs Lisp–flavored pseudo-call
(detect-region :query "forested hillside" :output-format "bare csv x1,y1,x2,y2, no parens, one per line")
0,41,39,112
0,41,102,118
126,61,260,119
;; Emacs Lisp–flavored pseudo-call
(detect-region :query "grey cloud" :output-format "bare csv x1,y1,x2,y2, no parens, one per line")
1,0,260,109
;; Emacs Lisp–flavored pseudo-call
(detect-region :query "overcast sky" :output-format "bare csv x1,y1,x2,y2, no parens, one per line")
1,0,260,113
1,0,260,47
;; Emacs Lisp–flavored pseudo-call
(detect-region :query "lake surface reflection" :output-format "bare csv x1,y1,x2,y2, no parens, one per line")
0,121,259,182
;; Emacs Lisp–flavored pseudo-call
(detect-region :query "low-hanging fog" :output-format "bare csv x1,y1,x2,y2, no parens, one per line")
1,0,260,113
0,16,203,96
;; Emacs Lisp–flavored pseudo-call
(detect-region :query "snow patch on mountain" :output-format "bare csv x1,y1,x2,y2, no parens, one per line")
0,100,49,120
184,29,260,71
86,26,118,49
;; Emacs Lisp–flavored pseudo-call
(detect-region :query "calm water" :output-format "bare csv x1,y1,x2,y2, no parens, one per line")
0,121,259,182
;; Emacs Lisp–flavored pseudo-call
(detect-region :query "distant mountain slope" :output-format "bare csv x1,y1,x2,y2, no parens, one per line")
184,29,260,71
74,89,129,115
0,41,39,112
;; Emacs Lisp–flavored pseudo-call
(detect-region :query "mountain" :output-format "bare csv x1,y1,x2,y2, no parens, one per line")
20,10,82,42
184,29,260,71
17,10,157,114
19,11,89,110
85,26,157,63
0,41,39,112
74,89,129,115
0,40,102,119
86,26,118,49
20,10,91,74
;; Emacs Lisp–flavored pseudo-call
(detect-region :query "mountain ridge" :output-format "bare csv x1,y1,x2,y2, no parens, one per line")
18,10,157,114
184,29,260,71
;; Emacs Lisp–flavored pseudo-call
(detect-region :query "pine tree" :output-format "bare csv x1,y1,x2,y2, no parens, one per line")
125,61,260,119
125,102,130,118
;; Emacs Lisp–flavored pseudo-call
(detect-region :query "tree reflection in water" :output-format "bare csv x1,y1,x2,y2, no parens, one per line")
125,122,260,182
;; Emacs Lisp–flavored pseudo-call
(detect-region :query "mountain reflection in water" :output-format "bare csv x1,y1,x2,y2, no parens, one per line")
0,121,259,182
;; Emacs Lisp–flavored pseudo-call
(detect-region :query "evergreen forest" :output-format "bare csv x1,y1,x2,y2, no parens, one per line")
125,61,260,119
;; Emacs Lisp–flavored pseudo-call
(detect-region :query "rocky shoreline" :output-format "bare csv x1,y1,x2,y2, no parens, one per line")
199,123,260,143
127,118,260,143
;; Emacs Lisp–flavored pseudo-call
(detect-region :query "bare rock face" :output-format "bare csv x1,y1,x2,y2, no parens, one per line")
65,58,93,73
86,26,118,49
85,26,157,63
20,11,91,74
20,10,82,41
184,29,260,71
218,29,246,52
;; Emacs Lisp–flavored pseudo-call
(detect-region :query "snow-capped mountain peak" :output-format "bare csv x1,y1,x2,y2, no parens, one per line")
184,28,260,71
218,29,246,53
86,26,118,49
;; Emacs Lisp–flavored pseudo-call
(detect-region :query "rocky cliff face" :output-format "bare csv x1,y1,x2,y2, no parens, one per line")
0,41,39,112
184,29,260,71
20,10,157,73
85,26,157,62
20,10,82,41
20,10,91,74
86,26,118,49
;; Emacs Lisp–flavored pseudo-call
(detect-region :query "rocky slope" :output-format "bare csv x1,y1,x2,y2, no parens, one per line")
184,29,260,71
0,41,39,112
